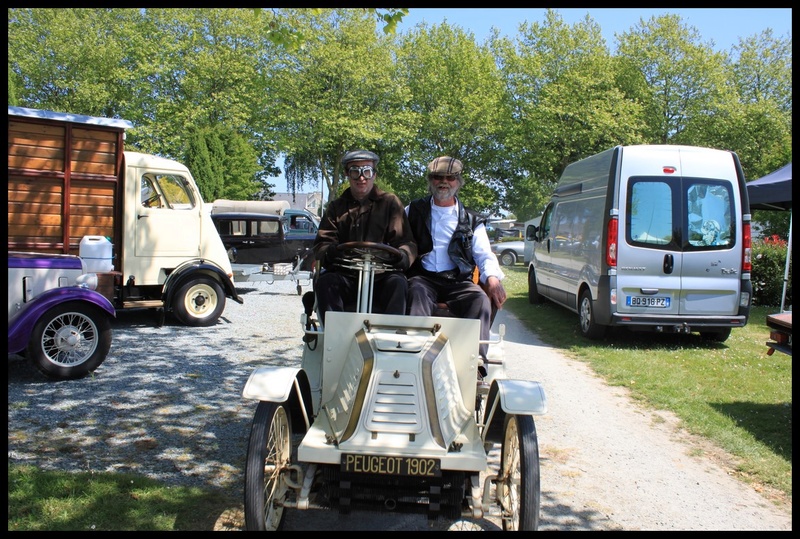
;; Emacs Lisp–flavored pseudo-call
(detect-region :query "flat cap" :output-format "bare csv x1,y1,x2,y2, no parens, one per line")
427,156,463,176
341,150,379,166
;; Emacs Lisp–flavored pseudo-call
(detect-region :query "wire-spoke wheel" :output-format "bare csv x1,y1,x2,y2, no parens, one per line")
498,414,541,531
244,401,292,531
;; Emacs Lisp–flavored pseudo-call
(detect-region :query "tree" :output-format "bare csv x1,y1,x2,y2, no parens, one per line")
616,14,730,145
394,22,508,213
493,9,645,220
264,9,416,205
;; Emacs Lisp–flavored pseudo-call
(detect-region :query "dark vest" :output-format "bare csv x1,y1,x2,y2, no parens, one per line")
407,196,487,281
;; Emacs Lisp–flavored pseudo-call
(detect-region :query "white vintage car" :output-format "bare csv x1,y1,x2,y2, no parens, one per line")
240,242,547,531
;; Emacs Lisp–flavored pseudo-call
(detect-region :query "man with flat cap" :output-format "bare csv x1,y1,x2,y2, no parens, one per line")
405,156,507,383
313,149,417,322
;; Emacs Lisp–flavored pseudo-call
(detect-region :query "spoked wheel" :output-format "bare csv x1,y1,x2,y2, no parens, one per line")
244,401,293,531
497,414,541,531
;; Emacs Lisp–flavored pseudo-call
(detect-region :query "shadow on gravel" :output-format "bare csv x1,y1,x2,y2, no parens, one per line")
8,289,307,494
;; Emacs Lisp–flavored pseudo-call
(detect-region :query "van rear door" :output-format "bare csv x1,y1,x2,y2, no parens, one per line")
616,146,742,318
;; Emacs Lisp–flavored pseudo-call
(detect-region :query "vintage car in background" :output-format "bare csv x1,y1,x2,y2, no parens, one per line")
8,251,115,380
211,212,316,271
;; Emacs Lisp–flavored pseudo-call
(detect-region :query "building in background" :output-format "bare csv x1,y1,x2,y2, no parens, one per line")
273,192,323,217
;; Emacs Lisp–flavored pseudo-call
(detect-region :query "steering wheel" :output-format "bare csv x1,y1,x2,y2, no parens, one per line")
336,241,404,269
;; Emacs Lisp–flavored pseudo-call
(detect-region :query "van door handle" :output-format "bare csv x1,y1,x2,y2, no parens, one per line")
663,253,674,274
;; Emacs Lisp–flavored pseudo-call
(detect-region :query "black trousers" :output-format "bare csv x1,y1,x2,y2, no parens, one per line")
407,274,492,360
315,270,408,324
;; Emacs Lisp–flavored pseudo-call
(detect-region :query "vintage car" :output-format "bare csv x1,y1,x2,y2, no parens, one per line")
211,212,316,271
240,242,548,531
8,251,115,380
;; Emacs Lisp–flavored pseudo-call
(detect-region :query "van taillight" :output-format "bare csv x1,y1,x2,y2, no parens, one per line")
742,222,752,272
606,217,618,267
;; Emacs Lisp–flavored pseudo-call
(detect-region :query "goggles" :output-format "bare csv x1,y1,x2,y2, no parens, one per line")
347,165,376,180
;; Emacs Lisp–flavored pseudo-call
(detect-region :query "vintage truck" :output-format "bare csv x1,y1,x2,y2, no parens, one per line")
8,106,241,327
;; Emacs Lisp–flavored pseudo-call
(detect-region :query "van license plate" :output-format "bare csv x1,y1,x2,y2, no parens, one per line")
341,454,441,477
627,296,670,308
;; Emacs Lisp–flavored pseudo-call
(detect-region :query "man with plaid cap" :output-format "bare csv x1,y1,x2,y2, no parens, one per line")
313,149,417,322
405,156,507,380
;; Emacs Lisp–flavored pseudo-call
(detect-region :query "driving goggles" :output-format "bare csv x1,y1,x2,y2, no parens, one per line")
347,165,376,180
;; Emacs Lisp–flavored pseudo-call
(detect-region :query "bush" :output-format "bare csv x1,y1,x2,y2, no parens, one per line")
751,235,792,307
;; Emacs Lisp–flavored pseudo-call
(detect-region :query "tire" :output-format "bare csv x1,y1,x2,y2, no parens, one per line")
26,301,112,380
528,267,544,305
579,289,606,339
244,401,293,531
499,251,517,266
172,277,225,327
498,414,541,531
700,328,732,342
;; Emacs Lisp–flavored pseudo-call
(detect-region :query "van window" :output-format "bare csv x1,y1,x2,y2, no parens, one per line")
629,181,673,246
626,178,734,250
687,183,732,247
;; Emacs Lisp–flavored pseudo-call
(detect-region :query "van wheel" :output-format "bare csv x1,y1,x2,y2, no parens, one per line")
528,268,544,304
700,328,731,342
579,290,606,339
173,277,225,327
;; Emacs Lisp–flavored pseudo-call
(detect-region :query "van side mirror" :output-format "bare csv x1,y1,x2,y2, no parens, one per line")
529,225,540,242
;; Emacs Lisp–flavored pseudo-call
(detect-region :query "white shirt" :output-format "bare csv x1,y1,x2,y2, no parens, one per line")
406,199,504,283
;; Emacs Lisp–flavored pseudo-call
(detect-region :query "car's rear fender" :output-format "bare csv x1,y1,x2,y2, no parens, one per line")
481,379,548,444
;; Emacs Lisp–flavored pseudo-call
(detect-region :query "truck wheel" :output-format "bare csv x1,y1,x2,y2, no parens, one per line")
26,302,112,380
579,289,606,339
173,277,225,327
528,267,544,304
498,414,540,531
245,401,292,531
499,251,517,266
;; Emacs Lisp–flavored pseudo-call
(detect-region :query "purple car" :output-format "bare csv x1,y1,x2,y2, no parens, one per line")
8,252,115,380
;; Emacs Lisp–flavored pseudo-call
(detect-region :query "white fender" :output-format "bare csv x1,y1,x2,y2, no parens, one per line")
495,379,547,415
242,366,303,402
482,379,547,445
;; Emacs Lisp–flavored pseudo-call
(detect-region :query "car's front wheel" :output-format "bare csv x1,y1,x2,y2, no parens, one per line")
27,301,112,380
244,401,293,531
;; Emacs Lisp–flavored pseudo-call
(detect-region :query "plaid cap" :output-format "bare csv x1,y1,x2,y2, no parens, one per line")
341,150,379,166
427,156,463,176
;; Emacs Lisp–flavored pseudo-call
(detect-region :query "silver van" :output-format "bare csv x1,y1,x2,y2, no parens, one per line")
526,144,752,341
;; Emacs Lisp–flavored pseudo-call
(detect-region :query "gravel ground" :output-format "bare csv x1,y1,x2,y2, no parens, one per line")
8,278,792,531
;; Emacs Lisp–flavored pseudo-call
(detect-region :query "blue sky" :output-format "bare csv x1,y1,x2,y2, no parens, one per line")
398,8,792,53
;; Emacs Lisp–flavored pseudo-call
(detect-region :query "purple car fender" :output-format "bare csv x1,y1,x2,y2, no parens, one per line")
8,287,116,354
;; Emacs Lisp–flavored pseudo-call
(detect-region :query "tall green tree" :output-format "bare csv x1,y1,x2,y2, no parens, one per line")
394,22,507,213
616,14,730,145
265,9,416,205
493,9,645,219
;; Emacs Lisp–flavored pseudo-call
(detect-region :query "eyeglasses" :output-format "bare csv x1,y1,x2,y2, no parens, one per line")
347,165,375,180
430,174,458,182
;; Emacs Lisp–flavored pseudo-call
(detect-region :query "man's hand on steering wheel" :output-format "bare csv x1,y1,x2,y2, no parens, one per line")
334,241,405,271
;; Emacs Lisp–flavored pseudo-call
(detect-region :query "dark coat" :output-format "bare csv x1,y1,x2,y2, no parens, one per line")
314,185,417,271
